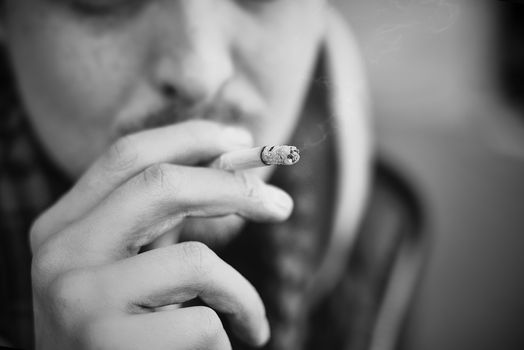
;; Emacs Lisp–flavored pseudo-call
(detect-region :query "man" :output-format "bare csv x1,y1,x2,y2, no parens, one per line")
0,0,423,349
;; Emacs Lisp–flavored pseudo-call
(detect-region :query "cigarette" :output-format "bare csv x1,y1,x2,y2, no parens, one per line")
211,145,300,171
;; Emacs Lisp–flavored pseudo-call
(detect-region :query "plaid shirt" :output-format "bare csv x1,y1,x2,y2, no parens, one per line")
0,89,71,349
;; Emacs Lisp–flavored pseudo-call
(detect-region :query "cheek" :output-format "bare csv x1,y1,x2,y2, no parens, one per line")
8,26,132,129
3,5,144,175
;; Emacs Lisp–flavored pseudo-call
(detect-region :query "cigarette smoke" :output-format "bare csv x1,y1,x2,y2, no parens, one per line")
299,114,338,152
364,0,462,63
300,0,462,151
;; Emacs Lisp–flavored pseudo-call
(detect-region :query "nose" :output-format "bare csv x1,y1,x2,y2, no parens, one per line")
149,1,234,109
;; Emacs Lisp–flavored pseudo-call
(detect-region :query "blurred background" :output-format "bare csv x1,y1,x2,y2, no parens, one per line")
332,1,524,349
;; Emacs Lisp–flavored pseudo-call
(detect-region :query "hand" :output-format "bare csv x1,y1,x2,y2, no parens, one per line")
30,120,293,349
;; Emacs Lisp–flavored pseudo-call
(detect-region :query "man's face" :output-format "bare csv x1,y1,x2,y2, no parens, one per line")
2,0,327,177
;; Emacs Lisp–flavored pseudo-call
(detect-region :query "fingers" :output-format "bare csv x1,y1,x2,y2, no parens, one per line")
56,163,292,263
85,307,232,350
98,242,269,347
147,215,246,250
180,215,247,248
31,120,253,251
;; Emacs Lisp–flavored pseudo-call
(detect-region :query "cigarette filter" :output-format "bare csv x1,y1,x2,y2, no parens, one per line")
212,145,300,171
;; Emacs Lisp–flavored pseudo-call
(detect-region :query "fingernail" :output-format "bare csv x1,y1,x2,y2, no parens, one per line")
265,186,293,216
222,127,253,148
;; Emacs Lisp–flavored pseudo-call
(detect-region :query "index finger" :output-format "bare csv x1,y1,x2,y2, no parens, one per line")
31,120,253,250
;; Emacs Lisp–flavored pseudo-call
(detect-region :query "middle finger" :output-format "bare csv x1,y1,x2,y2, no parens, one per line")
56,163,293,265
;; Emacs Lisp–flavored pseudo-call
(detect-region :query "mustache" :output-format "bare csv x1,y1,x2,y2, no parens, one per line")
118,100,244,137
118,101,191,136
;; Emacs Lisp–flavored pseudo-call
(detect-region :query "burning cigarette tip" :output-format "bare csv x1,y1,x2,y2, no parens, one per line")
260,145,300,166
211,145,300,171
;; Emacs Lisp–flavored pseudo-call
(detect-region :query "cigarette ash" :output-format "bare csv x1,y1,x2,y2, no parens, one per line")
261,145,300,166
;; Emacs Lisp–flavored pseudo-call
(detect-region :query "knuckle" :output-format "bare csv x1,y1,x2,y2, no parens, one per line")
194,307,225,342
179,241,215,276
48,271,93,312
31,237,66,287
103,135,139,173
140,163,180,194
31,244,55,289
236,172,263,202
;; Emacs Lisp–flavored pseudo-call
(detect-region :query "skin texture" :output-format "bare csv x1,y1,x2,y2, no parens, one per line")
3,0,326,177
1,0,330,348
